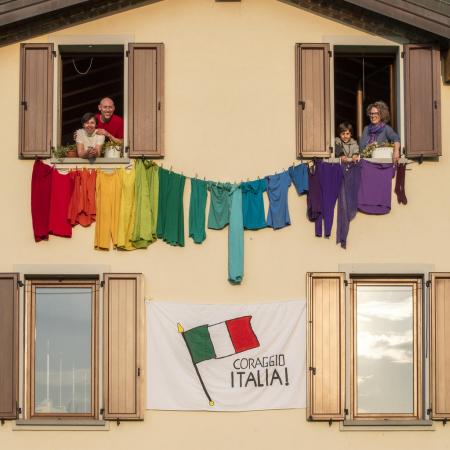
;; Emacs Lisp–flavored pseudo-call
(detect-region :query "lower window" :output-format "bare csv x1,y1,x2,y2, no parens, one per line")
26,278,99,419
350,277,422,420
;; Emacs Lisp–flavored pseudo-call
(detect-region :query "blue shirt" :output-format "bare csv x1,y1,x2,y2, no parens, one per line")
240,179,267,230
266,171,292,229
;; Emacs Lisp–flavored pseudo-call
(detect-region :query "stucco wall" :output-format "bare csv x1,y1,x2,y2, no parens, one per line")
0,0,449,448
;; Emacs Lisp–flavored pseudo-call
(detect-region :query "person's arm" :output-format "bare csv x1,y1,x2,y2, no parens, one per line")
385,125,401,162
96,128,123,145
76,142,89,158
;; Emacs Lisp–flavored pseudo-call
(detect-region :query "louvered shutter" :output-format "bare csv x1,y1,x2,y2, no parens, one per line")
0,274,19,419
128,43,164,158
404,44,441,157
103,273,144,420
307,272,345,421
296,44,331,158
19,43,53,159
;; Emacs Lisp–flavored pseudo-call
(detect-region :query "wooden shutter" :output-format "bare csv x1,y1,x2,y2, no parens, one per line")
128,43,164,158
0,274,19,419
430,273,450,419
19,43,53,159
404,44,441,157
103,273,144,420
296,44,331,158
307,272,345,421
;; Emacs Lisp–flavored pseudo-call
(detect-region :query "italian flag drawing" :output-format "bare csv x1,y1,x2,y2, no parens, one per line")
178,316,260,405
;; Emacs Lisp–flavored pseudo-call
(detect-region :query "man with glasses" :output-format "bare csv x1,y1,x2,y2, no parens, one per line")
95,97,124,145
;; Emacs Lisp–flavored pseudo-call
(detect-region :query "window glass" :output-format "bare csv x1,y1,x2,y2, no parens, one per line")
355,285,414,414
34,287,92,414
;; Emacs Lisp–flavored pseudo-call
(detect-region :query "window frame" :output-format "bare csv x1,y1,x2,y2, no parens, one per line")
25,278,99,420
349,276,423,421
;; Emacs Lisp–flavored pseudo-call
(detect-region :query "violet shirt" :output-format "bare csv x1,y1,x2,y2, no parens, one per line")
358,159,395,214
266,171,291,229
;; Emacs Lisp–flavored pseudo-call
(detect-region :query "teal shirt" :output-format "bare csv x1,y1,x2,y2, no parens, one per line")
207,182,232,229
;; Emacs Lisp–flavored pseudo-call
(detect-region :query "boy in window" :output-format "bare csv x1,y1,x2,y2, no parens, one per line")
95,97,124,145
335,122,359,162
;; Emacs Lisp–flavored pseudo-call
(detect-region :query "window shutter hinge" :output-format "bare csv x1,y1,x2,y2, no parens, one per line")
126,50,129,57
125,146,130,154
344,408,349,417
434,100,438,109
344,279,349,286
426,280,432,288
298,100,306,110
328,418,333,426
401,51,405,58
16,404,22,414
100,408,104,415
309,366,316,375
329,146,333,153
116,418,121,426
427,408,432,416
158,101,161,111
52,50,56,57
17,280,24,287
100,280,105,288
0,419,4,426
444,418,448,426
328,50,332,57
21,100,27,110
137,367,141,376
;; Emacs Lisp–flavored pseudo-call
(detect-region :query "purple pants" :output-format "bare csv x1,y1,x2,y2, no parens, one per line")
337,162,361,248
316,162,343,237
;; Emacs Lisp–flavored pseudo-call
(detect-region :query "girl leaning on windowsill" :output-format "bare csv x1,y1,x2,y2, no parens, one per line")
75,112,105,159
360,100,400,162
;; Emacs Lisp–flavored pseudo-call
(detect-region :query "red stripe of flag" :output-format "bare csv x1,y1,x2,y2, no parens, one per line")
225,316,260,353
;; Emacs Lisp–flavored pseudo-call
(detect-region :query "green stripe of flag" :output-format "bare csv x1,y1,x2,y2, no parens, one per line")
183,325,216,364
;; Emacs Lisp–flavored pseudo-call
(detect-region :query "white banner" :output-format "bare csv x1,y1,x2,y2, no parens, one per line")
147,300,306,411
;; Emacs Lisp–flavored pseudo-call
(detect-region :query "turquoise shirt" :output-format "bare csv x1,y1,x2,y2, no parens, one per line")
228,185,244,284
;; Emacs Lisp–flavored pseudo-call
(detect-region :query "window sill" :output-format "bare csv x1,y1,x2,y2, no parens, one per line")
341,419,434,431
14,419,109,431
50,157,130,165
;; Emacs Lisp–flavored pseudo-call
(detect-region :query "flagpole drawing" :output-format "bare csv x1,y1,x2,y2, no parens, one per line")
178,323,215,407
177,316,260,406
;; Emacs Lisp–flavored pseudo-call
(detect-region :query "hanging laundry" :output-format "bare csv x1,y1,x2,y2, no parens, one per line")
95,169,122,250
337,162,361,249
189,178,207,244
132,160,158,249
316,162,343,237
228,185,244,284
157,168,186,246
31,160,53,242
288,163,309,195
240,179,267,230
307,161,322,226
117,167,136,250
395,163,408,205
358,159,395,214
207,182,232,229
266,171,291,229
48,169,74,238
68,169,96,227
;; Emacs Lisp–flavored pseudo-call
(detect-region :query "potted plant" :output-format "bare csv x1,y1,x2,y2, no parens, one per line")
103,140,123,158
361,141,394,159
53,144,77,160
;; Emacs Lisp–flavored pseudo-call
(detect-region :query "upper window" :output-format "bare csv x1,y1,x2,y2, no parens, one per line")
295,43,441,159
18,42,164,161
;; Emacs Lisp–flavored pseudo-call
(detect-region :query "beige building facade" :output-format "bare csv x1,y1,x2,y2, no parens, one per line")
0,0,449,449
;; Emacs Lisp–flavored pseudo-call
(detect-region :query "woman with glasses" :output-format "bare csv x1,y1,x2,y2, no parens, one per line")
360,101,400,162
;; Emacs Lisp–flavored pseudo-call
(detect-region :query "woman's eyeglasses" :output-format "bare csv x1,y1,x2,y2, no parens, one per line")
368,112,380,117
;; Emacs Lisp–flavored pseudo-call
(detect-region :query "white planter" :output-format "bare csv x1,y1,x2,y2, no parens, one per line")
104,146,121,158
371,146,393,159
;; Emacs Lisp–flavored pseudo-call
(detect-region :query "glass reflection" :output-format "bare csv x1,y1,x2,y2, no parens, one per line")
34,287,92,414
356,284,413,414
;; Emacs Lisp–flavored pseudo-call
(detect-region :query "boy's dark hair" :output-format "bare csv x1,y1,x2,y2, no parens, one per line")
81,112,97,126
337,122,353,134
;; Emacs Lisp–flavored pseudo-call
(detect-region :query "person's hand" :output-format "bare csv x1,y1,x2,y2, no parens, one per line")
340,155,348,163
95,128,109,138
393,150,400,163
87,146,98,157
352,154,360,162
